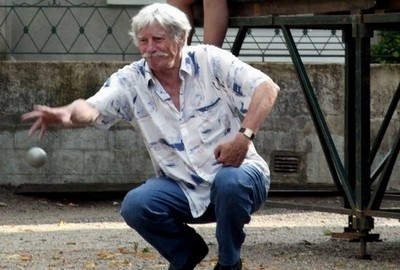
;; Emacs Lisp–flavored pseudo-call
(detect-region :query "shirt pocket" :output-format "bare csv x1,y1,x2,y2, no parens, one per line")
196,98,232,144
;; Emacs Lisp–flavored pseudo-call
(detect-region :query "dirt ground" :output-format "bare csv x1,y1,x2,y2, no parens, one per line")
1,186,400,270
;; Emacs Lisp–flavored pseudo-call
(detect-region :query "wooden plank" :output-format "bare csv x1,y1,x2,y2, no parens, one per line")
331,232,381,242
227,0,375,16
193,0,400,19
374,0,400,13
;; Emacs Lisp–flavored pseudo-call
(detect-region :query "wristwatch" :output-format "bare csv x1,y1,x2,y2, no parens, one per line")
239,127,255,140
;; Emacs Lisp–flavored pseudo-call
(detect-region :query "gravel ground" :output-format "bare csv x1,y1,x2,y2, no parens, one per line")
1,186,400,270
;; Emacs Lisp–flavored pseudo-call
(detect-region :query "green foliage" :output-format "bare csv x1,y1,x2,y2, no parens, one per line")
371,31,400,63
323,229,332,236
133,242,139,253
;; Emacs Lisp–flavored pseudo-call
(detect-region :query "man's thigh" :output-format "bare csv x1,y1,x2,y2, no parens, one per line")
128,177,196,222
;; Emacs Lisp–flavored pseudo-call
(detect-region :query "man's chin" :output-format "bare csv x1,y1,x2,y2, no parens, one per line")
147,62,165,71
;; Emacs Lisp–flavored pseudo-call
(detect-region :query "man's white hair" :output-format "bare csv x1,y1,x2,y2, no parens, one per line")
130,3,192,46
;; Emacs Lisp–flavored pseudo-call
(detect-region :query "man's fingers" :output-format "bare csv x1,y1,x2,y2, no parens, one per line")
214,137,249,166
28,118,41,136
33,104,50,111
39,122,47,140
214,145,221,160
22,105,55,140
22,105,52,121
29,121,40,136
22,111,43,121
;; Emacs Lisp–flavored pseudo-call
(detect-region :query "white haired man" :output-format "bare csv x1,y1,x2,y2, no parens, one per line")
22,3,279,270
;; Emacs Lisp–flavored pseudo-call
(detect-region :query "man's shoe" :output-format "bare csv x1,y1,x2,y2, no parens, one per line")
168,233,209,270
213,259,242,270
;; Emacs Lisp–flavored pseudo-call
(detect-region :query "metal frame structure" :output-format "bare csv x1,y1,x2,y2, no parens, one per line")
192,1,400,259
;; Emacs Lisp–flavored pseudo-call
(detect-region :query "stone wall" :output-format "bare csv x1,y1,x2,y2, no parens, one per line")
1,61,399,191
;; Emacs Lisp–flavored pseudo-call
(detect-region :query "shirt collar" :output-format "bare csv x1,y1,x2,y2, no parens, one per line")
180,46,194,77
142,60,155,88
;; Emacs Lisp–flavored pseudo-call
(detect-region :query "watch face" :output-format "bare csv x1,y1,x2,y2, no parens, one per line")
240,127,255,140
245,130,255,140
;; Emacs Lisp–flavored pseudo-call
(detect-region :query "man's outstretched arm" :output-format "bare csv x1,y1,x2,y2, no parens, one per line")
21,99,100,140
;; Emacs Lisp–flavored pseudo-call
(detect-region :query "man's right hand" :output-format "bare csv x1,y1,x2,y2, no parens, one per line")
21,104,73,140
21,99,100,140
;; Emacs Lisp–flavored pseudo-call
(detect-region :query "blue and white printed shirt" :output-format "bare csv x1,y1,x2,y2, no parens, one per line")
87,44,276,217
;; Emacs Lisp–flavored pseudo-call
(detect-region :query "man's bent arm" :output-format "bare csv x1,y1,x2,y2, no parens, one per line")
241,80,279,136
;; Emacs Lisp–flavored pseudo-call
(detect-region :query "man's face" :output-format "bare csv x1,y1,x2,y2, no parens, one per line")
138,22,181,72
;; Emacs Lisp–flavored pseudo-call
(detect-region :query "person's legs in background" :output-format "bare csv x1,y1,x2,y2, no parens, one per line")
167,0,228,47
203,0,228,47
167,0,197,44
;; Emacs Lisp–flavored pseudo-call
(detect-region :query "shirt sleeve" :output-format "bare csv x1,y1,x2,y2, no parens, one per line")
86,65,138,129
206,45,274,116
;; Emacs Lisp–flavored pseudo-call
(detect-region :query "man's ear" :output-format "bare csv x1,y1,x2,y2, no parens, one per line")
178,32,188,47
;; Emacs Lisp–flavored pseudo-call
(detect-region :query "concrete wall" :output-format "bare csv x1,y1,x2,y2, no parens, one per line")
1,61,400,191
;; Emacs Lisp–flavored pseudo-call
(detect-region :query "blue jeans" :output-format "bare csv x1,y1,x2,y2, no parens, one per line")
120,164,269,268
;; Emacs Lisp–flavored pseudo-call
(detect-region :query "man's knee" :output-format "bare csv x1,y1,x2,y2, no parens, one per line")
212,167,242,197
120,189,146,229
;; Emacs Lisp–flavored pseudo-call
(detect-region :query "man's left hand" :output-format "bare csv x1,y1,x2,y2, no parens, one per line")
214,133,250,167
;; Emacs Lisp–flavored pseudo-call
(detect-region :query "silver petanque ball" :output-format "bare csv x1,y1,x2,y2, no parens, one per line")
26,147,47,168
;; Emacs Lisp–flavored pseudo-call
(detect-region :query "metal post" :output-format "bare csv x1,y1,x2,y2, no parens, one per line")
352,14,373,259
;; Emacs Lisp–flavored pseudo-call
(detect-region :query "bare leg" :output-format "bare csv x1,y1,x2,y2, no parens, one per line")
203,0,228,47
167,0,197,45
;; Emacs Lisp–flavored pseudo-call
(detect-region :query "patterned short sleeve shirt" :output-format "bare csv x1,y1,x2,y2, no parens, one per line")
87,44,277,217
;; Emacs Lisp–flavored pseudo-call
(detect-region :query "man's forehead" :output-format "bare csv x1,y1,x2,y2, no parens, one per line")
138,23,168,35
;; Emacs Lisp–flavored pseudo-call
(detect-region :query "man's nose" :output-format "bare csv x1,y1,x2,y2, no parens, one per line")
145,40,156,53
